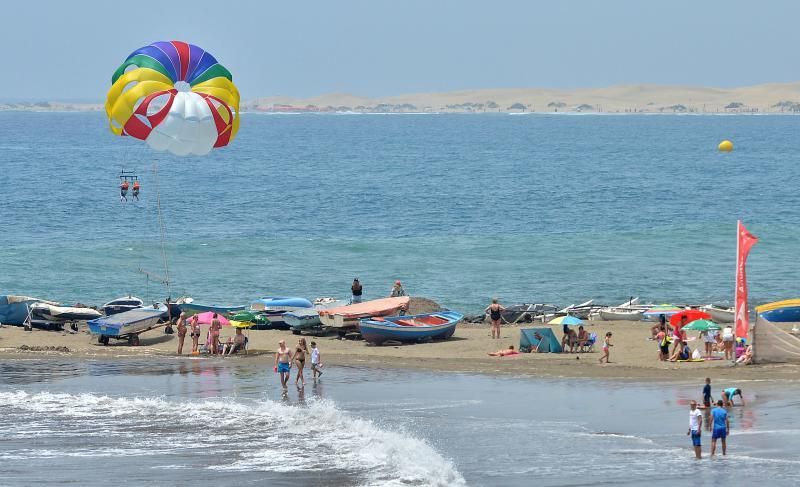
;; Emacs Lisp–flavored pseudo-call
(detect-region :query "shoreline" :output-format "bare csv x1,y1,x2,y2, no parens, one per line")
2,322,798,382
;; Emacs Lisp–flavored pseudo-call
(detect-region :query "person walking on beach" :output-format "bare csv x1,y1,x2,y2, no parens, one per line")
672,315,689,356
189,314,201,354
310,341,323,380
390,280,406,297
209,313,222,354
599,332,613,363
294,338,309,388
710,399,730,456
274,340,292,391
485,298,505,339
687,400,703,459
351,278,363,304
176,312,187,355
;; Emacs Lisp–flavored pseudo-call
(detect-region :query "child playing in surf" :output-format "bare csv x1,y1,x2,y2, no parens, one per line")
599,332,613,363
310,341,323,379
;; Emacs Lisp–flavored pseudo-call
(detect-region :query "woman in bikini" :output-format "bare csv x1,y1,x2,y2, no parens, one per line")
294,338,309,388
189,314,201,354
209,313,222,354
176,312,187,355
274,340,293,391
485,298,505,339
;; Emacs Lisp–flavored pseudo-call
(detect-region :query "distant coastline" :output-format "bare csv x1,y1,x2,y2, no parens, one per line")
6,81,800,114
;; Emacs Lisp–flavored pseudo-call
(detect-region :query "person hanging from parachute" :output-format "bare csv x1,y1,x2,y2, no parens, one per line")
120,179,129,202
132,180,140,201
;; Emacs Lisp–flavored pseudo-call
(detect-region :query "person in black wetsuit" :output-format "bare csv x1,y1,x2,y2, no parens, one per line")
485,298,506,339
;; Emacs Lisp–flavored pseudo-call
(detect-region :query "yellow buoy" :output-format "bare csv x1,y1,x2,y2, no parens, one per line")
718,140,734,152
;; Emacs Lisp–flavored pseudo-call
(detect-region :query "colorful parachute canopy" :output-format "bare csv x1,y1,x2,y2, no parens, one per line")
105,41,240,156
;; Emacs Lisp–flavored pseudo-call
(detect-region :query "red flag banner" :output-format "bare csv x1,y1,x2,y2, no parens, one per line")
735,221,758,339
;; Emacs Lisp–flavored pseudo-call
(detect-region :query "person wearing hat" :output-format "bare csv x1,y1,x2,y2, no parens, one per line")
351,278,363,304
390,280,406,297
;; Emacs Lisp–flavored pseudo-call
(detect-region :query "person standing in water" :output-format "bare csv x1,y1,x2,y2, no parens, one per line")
189,314,201,354
351,278,363,304
274,340,292,391
687,400,703,459
294,338,309,388
710,400,730,456
485,298,505,339
175,312,187,355
390,280,406,297
310,341,323,379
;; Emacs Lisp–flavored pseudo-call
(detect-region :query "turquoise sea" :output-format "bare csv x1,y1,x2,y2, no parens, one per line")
1,112,799,311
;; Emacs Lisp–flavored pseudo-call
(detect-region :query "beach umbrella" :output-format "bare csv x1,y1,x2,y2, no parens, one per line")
681,319,721,332
669,309,711,327
192,311,231,326
229,320,253,328
643,305,682,318
548,315,584,326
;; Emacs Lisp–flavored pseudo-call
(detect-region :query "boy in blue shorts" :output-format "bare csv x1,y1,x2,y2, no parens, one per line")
687,400,703,459
710,400,730,456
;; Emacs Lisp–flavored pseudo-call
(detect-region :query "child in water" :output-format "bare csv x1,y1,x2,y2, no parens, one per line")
599,332,613,363
310,341,323,379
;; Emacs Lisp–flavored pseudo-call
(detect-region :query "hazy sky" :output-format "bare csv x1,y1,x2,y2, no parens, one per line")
2,0,798,101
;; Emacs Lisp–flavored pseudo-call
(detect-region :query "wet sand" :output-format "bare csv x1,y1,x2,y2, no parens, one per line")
2,321,798,381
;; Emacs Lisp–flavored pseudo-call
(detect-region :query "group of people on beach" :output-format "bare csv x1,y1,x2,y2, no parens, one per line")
274,338,322,392
688,378,745,459
173,312,246,356
651,314,751,364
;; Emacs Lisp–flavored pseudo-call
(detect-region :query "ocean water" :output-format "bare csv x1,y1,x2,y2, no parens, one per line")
1,358,799,486
2,112,800,312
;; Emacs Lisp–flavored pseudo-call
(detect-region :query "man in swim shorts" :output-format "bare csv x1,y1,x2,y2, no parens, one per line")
710,400,729,456
687,400,703,459
274,340,292,391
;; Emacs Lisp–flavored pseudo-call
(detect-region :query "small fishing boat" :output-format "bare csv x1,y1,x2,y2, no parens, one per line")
756,299,800,323
285,298,349,333
359,311,463,345
701,304,735,323
643,305,683,321
598,308,645,321
0,295,58,325
87,305,168,346
319,297,410,331
500,304,560,324
249,297,314,329
102,296,144,315
179,301,247,315
30,303,102,322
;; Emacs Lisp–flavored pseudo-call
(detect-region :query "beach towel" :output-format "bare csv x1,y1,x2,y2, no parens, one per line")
676,358,705,362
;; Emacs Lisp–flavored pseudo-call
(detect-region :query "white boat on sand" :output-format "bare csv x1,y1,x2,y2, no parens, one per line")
701,304,735,323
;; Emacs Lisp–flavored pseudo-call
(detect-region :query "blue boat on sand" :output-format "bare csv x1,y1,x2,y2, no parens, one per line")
358,311,463,345
756,299,800,322
0,295,59,326
250,297,313,330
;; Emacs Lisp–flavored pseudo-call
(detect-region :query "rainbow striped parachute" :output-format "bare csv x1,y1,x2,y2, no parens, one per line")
105,41,240,156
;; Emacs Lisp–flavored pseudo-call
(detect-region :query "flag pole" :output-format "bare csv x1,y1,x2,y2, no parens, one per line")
734,220,740,364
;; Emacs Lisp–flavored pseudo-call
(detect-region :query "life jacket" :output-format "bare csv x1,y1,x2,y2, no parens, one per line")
121,181,129,190
133,182,140,189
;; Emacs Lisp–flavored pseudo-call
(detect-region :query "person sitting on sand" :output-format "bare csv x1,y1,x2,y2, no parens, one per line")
561,328,577,352
575,326,590,352
223,328,247,355
488,345,517,356
736,344,753,365
669,341,692,362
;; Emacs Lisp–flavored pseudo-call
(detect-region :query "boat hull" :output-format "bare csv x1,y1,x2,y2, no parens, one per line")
598,309,644,321
30,303,102,322
179,303,246,315
0,296,37,325
87,307,168,337
701,305,735,323
286,299,349,331
319,297,410,330
102,296,144,316
757,299,800,323
358,311,462,345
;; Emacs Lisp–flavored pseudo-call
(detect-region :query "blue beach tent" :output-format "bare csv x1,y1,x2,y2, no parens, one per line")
520,327,562,353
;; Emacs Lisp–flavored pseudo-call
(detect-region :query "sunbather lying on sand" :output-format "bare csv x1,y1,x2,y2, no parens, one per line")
488,345,519,357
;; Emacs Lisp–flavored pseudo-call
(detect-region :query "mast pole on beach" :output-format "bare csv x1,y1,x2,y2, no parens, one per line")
734,220,739,364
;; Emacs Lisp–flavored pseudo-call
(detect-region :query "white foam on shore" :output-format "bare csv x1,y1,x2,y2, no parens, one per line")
0,390,465,487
